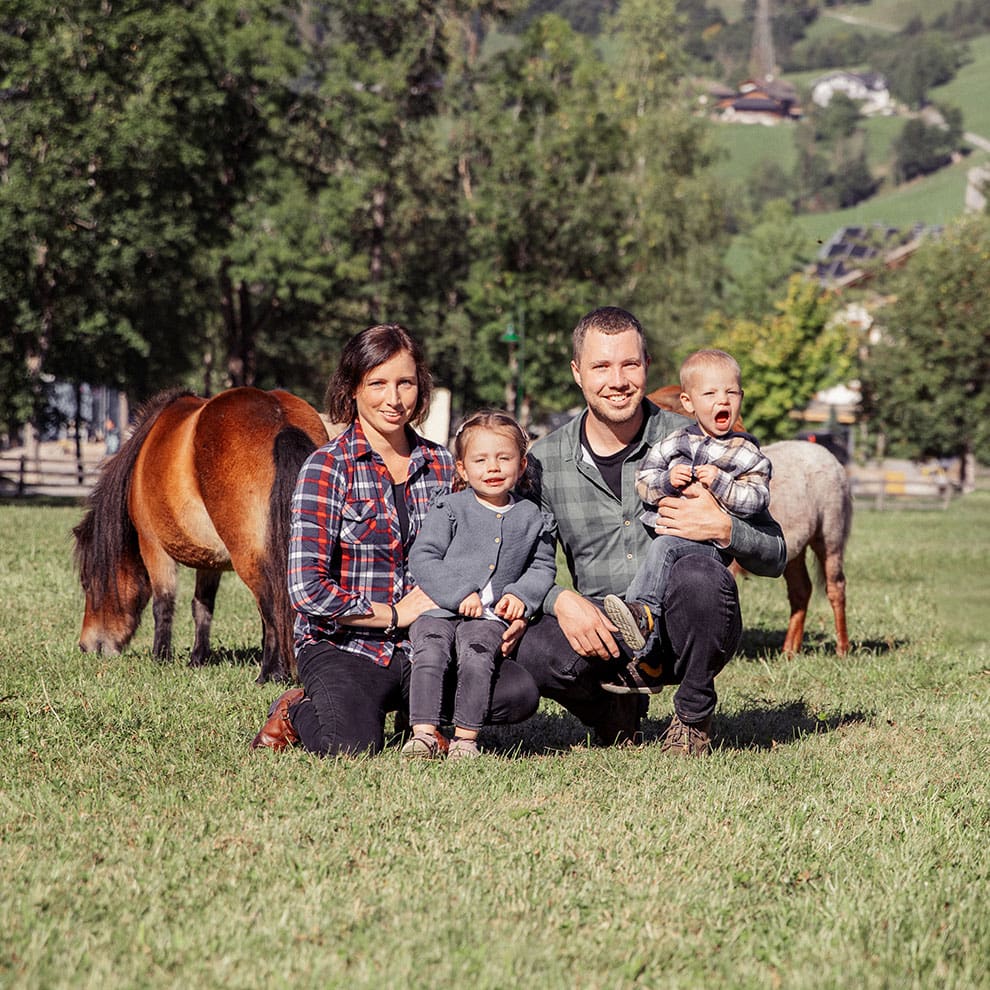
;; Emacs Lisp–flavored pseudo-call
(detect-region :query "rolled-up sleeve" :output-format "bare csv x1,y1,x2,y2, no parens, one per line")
287,450,374,621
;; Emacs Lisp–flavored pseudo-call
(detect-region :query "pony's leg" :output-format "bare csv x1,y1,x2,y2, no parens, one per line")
822,549,849,656
782,554,812,655
189,569,223,667
138,539,179,660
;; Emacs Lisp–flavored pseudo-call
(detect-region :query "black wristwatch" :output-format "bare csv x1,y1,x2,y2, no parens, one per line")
384,604,399,636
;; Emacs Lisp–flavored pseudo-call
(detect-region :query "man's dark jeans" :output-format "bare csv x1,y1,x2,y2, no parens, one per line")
515,555,742,725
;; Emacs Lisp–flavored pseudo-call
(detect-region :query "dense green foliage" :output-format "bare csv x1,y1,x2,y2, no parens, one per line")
1,0,987,454
709,276,856,442
861,214,990,468
1,488,988,987
0,0,727,429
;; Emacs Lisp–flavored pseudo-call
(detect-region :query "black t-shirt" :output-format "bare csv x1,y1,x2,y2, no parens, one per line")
579,410,647,500
392,481,410,544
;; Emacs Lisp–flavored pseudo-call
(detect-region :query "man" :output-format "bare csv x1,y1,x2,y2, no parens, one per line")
514,307,786,754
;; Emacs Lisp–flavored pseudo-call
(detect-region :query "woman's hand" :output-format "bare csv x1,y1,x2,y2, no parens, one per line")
458,592,484,618
395,586,438,627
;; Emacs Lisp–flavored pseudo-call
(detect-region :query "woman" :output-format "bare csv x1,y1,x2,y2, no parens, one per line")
250,324,540,756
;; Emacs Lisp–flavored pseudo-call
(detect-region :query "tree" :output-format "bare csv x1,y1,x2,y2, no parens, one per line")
892,105,964,183
874,31,965,109
451,14,630,419
861,215,990,475
707,276,856,442
725,199,814,321
0,1,314,417
605,0,729,378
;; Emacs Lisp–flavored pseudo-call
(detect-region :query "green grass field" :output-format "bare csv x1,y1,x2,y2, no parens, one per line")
932,33,990,140
1,486,988,988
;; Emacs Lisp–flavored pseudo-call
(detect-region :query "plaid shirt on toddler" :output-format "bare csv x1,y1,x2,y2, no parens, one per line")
288,419,455,666
635,423,771,528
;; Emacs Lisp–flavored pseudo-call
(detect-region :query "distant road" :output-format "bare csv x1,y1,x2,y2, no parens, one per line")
965,131,990,153
824,12,897,32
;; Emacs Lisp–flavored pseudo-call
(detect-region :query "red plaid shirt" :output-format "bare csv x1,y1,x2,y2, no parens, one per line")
288,420,455,666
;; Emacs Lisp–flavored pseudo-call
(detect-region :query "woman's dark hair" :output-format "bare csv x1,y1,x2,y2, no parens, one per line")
324,323,433,426
451,409,534,494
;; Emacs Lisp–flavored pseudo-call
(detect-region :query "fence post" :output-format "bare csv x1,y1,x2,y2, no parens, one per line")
18,455,26,497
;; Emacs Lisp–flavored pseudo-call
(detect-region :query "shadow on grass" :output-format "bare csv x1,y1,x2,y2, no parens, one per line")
734,628,907,660
714,700,872,752
483,700,873,758
198,646,264,670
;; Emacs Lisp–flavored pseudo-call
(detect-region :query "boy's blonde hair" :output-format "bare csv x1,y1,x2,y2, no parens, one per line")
679,349,741,391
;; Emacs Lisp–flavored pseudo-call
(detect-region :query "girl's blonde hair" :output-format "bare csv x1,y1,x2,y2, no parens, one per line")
452,409,532,494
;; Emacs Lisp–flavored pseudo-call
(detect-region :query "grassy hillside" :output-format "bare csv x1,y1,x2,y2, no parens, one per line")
792,154,980,257
711,0,965,34
931,32,990,140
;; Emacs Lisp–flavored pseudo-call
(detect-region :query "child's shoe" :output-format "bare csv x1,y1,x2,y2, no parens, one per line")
603,595,654,651
448,737,481,761
401,729,449,759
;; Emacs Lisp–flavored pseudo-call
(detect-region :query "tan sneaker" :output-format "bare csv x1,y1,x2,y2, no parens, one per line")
401,729,449,759
448,737,481,761
660,713,713,756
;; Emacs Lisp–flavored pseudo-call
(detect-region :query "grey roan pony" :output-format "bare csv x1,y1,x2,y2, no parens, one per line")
761,440,851,655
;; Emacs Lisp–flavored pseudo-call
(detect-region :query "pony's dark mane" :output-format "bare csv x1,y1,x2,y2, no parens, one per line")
73,388,193,607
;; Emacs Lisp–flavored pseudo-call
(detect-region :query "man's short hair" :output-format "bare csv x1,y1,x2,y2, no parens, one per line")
572,306,647,364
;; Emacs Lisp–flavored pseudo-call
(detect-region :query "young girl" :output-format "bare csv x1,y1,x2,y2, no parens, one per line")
405,410,556,760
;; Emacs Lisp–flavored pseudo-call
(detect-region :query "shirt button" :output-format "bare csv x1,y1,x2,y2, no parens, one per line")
489,564,495,570
494,537,501,544
496,513,503,519
626,553,633,560
623,519,631,526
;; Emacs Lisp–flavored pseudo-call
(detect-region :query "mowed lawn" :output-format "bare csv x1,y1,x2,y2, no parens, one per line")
0,483,988,989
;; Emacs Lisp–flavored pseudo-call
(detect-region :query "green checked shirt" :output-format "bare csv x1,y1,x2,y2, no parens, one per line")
528,401,787,614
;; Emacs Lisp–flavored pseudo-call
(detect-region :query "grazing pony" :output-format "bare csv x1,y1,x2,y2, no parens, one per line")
73,387,328,682
646,386,851,655
762,440,851,655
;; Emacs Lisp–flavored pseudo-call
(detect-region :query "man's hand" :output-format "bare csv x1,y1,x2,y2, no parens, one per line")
655,483,732,545
500,617,527,655
553,589,620,660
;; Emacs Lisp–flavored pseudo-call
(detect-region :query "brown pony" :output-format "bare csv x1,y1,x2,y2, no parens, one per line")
646,386,851,655
73,387,328,683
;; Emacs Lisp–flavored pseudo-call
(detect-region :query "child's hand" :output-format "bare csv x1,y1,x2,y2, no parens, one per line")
494,593,525,621
694,464,718,488
458,593,484,618
669,463,694,489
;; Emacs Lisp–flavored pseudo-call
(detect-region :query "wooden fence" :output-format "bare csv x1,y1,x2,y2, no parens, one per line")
848,460,956,510
0,446,105,498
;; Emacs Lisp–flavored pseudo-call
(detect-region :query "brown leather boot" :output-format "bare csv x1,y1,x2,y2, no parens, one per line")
250,688,305,751
660,712,713,756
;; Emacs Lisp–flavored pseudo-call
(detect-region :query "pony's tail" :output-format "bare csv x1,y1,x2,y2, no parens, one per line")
263,426,318,682
73,389,191,609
